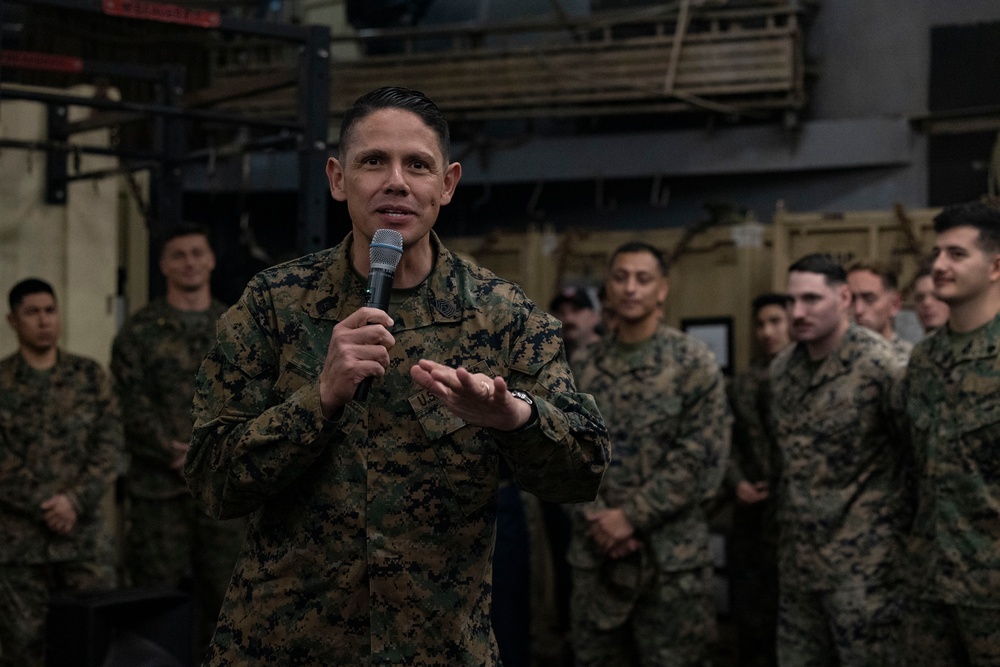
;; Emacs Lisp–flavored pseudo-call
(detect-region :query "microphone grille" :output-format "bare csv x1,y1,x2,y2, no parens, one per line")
369,229,404,271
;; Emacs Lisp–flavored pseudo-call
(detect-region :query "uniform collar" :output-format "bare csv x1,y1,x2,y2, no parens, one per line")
593,323,666,376
927,311,1000,365
6,348,63,380
785,324,865,389
303,231,465,329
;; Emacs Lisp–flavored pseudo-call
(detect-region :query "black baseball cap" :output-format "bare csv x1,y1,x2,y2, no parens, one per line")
550,285,599,312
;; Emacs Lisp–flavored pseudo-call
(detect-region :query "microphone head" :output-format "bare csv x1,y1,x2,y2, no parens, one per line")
369,229,404,273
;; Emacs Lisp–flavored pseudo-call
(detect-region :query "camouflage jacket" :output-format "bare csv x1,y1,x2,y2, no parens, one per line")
0,351,122,564
725,361,776,490
110,297,227,499
769,324,910,591
891,335,913,366
903,314,1000,609
567,325,731,578
184,232,609,666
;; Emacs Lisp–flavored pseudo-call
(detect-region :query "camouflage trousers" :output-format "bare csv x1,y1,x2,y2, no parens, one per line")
0,559,117,667
571,564,717,667
902,597,1000,666
125,494,246,652
777,581,902,667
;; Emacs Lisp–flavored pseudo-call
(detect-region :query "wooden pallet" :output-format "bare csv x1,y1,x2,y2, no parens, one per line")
331,29,800,116
208,1,808,120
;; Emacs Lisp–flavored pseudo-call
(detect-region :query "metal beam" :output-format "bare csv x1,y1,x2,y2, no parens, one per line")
155,65,185,234
911,105,1000,136
183,69,298,109
455,117,915,184
1,86,302,131
296,24,331,255
0,137,160,161
183,117,916,191
45,104,69,204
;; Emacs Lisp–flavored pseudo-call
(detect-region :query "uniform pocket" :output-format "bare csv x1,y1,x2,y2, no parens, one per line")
959,402,1000,481
411,396,495,514
272,352,321,398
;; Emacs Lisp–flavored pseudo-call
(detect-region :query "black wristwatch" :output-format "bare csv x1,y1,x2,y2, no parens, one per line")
507,389,539,432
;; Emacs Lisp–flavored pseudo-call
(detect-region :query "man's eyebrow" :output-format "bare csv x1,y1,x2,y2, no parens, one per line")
405,149,440,164
354,148,388,161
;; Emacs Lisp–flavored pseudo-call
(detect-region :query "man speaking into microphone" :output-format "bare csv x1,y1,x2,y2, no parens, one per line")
185,86,610,666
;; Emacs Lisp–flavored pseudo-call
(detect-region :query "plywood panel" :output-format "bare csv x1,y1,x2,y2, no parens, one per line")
0,86,120,366
771,202,941,293
442,220,775,373
442,204,944,374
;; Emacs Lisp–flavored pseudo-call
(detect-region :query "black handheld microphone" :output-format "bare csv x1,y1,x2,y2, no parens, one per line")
354,228,404,401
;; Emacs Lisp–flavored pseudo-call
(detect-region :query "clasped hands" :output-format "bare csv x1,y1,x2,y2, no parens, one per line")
735,479,769,505
319,307,533,431
586,508,643,560
40,494,77,535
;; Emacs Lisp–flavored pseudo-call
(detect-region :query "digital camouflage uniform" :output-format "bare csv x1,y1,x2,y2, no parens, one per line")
890,336,913,366
902,315,1000,666
184,232,610,666
110,298,246,647
769,324,910,666
0,351,122,667
567,325,731,667
725,362,779,667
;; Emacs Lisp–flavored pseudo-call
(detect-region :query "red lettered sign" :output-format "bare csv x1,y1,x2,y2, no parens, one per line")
1,50,84,73
102,0,221,28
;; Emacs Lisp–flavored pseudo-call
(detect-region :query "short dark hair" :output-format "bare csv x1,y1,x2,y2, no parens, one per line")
788,253,847,286
9,278,55,312
846,258,899,291
339,86,451,163
609,241,668,276
933,200,1000,253
752,292,791,316
158,223,212,259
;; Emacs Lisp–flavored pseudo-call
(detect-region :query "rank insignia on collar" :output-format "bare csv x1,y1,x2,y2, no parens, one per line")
435,300,458,318
315,296,337,315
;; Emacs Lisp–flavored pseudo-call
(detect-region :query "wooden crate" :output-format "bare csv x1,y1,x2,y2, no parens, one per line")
441,202,948,374
771,201,942,293
442,218,775,374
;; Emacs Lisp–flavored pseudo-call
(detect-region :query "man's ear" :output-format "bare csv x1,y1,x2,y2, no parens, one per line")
439,162,462,206
838,283,853,310
989,252,1000,283
326,157,347,202
657,277,670,306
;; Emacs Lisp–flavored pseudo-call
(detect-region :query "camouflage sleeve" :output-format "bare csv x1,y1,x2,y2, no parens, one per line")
110,325,173,466
65,365,124,515
185,287,340,519
559,350,611,521
0,437,44,517
887,355,917,516
491,307,610,504
724,377,750,490
888,357,910,449
620,356,731,534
